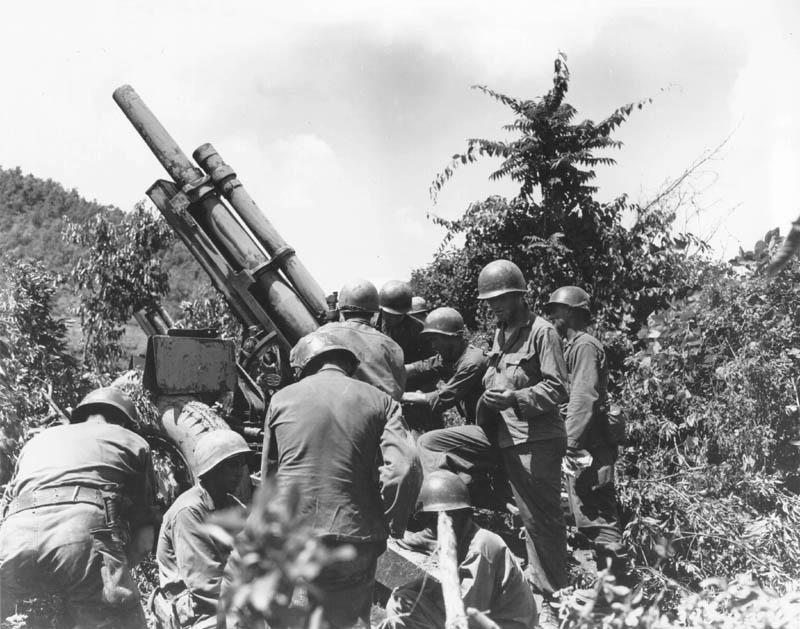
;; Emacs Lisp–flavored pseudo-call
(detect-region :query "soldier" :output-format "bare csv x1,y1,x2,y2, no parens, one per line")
0,387,159,629
544,287,627,580
385,471,536,629
261,332,422,627
416,260,569,629
408,296,430,323
153,430,250,629
317,278,406,400
379,280,435,364
403,307,488,430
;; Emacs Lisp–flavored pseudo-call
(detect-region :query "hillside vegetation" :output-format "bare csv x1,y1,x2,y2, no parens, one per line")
0,166,209,318
2,55,800,628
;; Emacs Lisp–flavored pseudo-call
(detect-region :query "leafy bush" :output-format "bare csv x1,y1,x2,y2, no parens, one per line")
0,259,87,485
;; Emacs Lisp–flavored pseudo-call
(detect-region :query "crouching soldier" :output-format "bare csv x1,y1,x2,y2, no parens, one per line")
385,471,536,629
262,332,422,627
153,430,250,629
403,306,488,432
0,387,159,629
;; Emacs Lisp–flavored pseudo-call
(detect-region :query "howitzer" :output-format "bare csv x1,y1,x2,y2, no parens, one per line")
113,85,327,350
113,85,329,483
115,86,428,591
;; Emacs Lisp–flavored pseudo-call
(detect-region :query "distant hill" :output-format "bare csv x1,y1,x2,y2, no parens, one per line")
0,166,209,315
0,166,124,276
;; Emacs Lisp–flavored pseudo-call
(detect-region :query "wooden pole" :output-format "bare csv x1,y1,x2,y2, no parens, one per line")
438,511,468,629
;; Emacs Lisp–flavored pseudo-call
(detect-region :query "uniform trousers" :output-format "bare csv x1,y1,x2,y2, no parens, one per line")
565,445,626,572
0,503,146,629
308,539,384,628
418,425,568,596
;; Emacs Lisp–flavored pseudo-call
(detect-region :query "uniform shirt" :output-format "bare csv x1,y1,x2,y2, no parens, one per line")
263,366,422,543
382,316,436,364
482,311,568,448
457,522,536,629
3,421,159,529
405,345,488,422
156,484,229,616
563,331,609,449
318,320,407,400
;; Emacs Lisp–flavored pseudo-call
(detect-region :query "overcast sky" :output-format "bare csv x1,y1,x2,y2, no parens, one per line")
0,1,797,293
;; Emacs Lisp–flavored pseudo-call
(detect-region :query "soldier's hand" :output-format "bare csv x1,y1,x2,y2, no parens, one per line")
466,607,501,629
482,388,516,410
402,391,428,405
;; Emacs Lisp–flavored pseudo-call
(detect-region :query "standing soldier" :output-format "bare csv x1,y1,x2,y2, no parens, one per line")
261,332,422,627
416,260,569,629
0,387,160,629
379,280,435,364
403,307,488,430
544,287,627,580
153,430,251,629
318,278,406,400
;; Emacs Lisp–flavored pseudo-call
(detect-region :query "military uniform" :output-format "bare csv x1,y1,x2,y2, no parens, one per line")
155,484,231,628
419,310,569,596
0,421,159,628
264,364,422,627
405,344,488,425
385,521,536,629
563,331,625,569
318,320,406,400
382,315,435,364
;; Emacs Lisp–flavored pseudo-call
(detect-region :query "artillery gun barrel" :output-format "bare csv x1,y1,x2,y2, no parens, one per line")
113,85,319,345
113,85,202,187
193,143,328,321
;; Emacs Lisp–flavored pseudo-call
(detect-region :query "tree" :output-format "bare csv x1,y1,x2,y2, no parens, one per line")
0,259,84,485
414,54,704,338
64,204,174,373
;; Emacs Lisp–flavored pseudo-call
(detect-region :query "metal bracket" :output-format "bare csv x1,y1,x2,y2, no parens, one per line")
251,246,296,280
167,190,192,221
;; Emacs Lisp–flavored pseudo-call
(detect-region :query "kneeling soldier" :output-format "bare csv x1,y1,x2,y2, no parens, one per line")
0,387,159,629
403,306,488,431
154,430,250,629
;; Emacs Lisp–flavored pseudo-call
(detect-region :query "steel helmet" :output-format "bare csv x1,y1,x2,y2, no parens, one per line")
421,307,465,337
290,332,360,377
71,387,139,429
379,281,413,315
193,429,250,477
417,470,472,512
338,279,380,313
409,296,430,316
477,260,527,300
545,286,591,313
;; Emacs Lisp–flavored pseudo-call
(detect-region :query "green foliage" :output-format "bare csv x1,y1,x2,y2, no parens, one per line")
215,480,355,628
414,54,702,338
615,233,800,594
64,204,174,373
558,571,800,628
431,53,649,206
0,166,123,276
0,259,86,485
175,295,241,341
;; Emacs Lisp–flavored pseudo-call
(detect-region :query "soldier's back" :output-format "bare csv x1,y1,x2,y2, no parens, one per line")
318,320,406,399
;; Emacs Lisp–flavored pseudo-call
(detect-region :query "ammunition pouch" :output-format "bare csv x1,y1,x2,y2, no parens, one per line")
149,583,197,629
